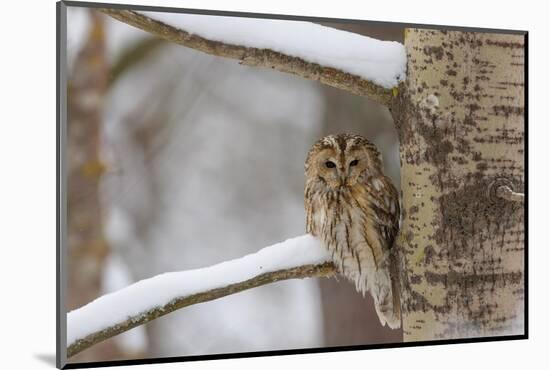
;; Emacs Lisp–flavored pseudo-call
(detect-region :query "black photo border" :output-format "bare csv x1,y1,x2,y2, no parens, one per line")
56,1,529,368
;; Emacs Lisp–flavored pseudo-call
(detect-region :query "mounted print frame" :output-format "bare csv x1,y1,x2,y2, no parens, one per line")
57,1,527,368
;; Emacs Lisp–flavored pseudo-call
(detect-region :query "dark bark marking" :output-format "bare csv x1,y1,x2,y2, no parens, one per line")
485,40,524,49
492,105,524,118
424,46,445,60
436,178,523,246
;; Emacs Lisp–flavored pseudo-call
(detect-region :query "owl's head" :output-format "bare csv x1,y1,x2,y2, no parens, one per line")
305,133,383,189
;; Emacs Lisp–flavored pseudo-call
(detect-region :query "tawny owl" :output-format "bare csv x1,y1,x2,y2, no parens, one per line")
305,133,401,329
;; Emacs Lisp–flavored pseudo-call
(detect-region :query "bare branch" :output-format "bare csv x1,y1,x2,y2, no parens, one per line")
488,178,524,204
67,261,335,358
496,185,525,203
99,8,395,106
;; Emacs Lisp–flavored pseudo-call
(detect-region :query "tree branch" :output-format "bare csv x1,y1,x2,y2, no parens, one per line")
68,263,334,358
496,185,525,203
67,235,336,358
98,8,396,106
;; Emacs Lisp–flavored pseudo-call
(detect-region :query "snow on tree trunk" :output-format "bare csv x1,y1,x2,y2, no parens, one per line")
391,29,525,341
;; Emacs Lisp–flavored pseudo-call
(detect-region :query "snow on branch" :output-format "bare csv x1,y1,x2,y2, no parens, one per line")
99,8,406,106
67,235,335,358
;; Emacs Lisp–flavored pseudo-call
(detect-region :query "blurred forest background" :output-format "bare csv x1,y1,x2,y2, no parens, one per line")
66,7,404,363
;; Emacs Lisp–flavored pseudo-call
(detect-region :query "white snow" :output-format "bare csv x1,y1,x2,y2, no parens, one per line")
67,234,329,347
101,255,148,353
138,11,406,88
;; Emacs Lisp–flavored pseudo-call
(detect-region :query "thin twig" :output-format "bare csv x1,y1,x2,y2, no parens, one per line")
67,262,335,358
98,8,395,106
496,185,525,203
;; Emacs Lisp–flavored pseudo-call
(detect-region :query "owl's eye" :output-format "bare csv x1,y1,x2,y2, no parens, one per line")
325,161,336,168
349,159,359,167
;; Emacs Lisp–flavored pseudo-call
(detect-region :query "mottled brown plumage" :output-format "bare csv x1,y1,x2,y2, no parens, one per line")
304,133,401,329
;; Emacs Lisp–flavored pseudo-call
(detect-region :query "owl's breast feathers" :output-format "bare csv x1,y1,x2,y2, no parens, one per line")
305,173,400,267
305,173,402,328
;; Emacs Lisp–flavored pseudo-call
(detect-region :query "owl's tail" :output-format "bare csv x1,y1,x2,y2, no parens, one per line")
373,260,402,329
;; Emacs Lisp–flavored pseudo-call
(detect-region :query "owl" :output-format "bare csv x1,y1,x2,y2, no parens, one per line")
305,133,401,329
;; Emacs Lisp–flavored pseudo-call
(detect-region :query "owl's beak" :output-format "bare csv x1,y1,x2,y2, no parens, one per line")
339,174,347,187
336,167,350,188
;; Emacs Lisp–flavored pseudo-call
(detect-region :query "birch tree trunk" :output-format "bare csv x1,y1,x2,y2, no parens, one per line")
392,29,525,341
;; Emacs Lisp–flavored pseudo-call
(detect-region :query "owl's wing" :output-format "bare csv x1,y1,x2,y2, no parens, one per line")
304,180,315,235
370,175,402,328
369,175,400,251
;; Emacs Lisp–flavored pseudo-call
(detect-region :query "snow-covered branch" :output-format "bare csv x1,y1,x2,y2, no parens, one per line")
67,235,335,358
99,8,406,106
